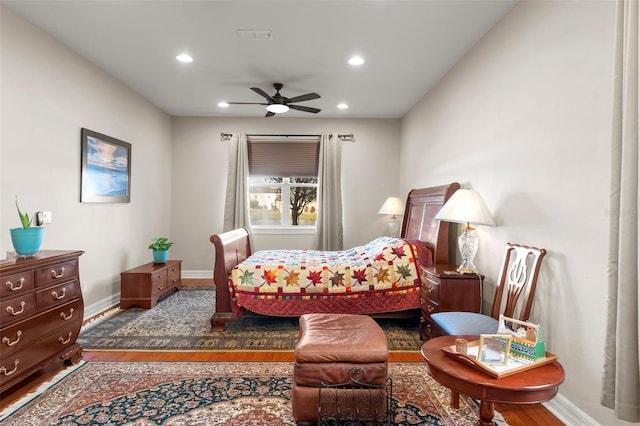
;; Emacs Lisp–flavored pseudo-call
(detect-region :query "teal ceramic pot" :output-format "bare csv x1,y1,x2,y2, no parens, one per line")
10,227,44,256
152,249,168,263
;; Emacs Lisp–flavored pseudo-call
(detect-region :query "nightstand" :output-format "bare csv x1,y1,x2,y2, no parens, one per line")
419,264,483,340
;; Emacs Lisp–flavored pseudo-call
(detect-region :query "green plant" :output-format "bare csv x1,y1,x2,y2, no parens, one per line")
148,237,173,251
15,196,32,229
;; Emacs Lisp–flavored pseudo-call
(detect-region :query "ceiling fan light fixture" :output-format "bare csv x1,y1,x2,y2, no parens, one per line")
337,103,349,109
266,104,289,114
348,56,365,66
176,53,193,63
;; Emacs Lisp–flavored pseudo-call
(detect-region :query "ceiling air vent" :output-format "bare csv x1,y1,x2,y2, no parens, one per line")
235,29,274,41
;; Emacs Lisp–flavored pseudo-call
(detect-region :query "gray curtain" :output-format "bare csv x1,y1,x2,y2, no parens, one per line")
601,0,639,422
313,134,343,250
223,132,251,232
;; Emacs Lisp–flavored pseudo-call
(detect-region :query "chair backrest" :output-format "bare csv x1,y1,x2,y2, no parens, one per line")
489,242,547,322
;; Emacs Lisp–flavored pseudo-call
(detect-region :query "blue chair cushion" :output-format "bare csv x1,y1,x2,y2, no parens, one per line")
430,312,499,336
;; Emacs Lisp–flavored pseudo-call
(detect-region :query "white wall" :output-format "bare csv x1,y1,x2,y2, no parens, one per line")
0,8,173,310
170,116,401,272
401,1,626,424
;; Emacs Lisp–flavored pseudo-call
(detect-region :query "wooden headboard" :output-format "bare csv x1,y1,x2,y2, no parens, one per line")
400,182,460,265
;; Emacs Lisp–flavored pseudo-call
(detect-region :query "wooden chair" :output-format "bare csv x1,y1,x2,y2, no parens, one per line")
431,242,547,336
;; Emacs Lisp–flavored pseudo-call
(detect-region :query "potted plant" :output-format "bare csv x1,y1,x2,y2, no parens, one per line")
148,237,173,263
10,196,44,256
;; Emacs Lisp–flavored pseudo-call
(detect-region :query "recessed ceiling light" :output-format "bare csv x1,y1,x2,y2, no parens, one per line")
337,103,349,109
217,102,229,108
348,56,365,66
176,53,193,63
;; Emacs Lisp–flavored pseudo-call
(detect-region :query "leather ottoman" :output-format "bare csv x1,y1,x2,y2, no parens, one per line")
292,313,389,424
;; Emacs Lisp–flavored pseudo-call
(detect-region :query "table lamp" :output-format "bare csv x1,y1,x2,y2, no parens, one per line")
378,196,404,237
435,188,495,274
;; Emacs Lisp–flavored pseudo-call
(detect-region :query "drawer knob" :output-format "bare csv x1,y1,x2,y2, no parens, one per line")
6,301,25,316
58,332,73,345
2,330,22,347
60,308,75,321
50,267,65,279
427,305,436,313
52,288,67,300
427,284,435,293
0,359,19,376
5,278,24,291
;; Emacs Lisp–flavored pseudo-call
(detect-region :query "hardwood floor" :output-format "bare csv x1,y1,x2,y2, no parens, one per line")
0,278,564,425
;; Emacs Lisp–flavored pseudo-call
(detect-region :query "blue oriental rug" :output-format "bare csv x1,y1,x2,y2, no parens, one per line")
78,287,424,352
0,361,508,425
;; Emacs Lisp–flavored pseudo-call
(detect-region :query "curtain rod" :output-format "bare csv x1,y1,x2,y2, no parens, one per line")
219,133,355,142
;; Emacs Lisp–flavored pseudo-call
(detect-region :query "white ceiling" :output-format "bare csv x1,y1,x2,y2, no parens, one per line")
3,0,516,118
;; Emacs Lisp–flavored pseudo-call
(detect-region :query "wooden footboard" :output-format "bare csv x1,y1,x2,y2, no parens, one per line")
209,227,251,331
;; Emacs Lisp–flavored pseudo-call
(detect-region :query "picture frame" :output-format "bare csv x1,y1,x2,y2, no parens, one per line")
80,128,131,203
478,334,512,366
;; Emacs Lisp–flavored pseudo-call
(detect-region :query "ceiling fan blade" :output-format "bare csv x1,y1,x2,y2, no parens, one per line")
251,87,274,101
289,104,321,114
286,92,321,103
226,102,268,105
265,111,276,117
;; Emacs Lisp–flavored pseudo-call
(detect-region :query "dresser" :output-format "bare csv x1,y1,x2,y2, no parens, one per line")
120,260,182,309
419,265,483,341
0,250,84,393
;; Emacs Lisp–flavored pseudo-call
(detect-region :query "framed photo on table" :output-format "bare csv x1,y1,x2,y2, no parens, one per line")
80,128,131,203
478,334,512,366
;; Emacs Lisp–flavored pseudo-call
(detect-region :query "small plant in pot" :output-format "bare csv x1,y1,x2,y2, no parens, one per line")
148,237,173,264
10,196,44,257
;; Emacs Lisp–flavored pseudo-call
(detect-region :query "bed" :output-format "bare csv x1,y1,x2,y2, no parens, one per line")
209,182,460,331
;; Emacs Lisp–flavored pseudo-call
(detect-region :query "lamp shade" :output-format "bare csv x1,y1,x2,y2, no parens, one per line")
378,196,404,217
435,189,496,227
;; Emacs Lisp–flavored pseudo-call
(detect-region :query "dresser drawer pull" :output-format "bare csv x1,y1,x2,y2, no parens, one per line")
5,278,24,291
427,284,436,293
0,360,19,376
60,308,75,321
50,267,65,279
6,301,25,316
427,305,436,313
52,288,66,300
2,331,22,347
58,332,73,345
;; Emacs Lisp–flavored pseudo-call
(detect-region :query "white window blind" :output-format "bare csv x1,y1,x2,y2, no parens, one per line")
247,137,319,177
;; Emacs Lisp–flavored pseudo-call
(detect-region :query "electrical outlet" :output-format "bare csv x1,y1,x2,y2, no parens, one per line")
42,211,52,224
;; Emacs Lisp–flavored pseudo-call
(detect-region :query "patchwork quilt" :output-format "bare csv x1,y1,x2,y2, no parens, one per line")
228,237,432,317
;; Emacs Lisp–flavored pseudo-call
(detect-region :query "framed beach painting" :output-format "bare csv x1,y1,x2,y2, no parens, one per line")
80,128,131,203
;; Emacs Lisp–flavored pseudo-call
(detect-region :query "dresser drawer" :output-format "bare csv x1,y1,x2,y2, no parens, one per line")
35,260,78,288
1,294,37,326
167,264,181,287
0,321,81,390
0,299,82,358
36,280,81,310
0,271,34,298
150,271,167,295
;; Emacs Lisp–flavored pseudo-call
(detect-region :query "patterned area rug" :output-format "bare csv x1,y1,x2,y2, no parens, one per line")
78,287,423,351
0,362,508,425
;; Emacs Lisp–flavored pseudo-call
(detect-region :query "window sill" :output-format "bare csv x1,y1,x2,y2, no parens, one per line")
251,226,316,235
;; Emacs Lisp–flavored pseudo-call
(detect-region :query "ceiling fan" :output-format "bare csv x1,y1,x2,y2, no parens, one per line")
227,83,321,117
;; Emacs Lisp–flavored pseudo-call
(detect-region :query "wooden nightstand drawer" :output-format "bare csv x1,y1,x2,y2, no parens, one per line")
419,264,483,341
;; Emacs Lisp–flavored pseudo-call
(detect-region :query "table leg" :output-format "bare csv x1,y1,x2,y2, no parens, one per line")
450,390,460,409
478,400,495,426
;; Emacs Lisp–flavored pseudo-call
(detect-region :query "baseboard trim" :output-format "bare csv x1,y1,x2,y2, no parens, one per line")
182,270,213,279
544,393,599,425
83,293,120,320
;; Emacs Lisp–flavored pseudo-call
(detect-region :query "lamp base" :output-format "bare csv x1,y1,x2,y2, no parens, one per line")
457,226,479,274
387,216,401,238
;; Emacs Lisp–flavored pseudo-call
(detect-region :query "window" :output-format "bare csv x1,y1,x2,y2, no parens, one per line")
247,136,319,229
